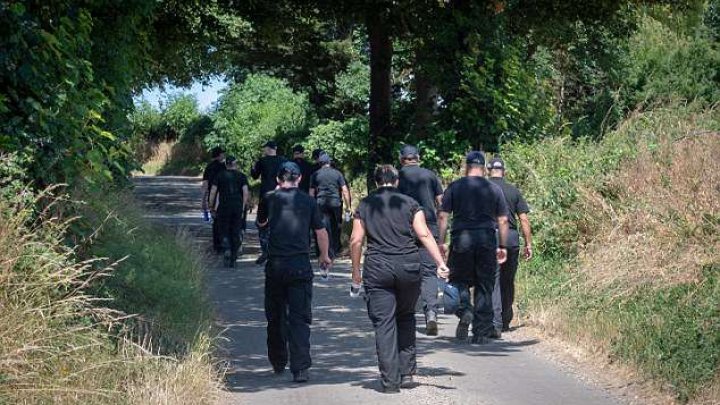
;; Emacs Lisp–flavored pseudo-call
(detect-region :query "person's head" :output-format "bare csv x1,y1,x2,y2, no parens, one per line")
311,148,324,161
317,153,332,167
465,151,486,177
374,164,399,187
399,144,420,166
277,161,302,188
263,140,278,156
292,144,305,159
488,157,505,178
225,155,238,170
210,146,225,162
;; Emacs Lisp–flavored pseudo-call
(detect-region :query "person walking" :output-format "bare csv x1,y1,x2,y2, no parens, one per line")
349,165,449,393
251,141,286,265
488,157,533,331
309,153,351,258
438,151,510,344
209,156,250,268
396,145,444,336
257,161,332,383
292,145,313,193
201,146,226,254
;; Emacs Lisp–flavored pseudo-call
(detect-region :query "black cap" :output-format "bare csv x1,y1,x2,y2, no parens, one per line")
210,146,224,158
263,140,278,149
311,148,324,160
292,144,305,153
225,155,237,165
488,157,505,170
465,151,486,165
317,153,331,164
400,144,419,159
278,161,301,176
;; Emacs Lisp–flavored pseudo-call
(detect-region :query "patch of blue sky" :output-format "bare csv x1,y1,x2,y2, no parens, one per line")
136,75,229,112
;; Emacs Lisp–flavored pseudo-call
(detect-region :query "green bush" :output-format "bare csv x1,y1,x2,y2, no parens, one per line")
305,117,369,178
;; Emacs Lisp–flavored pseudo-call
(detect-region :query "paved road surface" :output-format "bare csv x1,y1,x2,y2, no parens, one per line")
134,176,620,405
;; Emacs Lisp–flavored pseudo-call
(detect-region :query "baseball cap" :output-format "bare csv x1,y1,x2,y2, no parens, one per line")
210,146,224,158
263,140,278,149
292,144,305,153
488,157,505,170
400,144,419,159
317,153,332,164
278,161,301,176
465,151,486,165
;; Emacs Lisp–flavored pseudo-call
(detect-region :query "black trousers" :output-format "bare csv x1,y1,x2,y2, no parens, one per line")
448,229,498,338
212,215,222,252
364,253,421,388
319,204,342,258
264,257,313,373
500,247,521,328
218,209,243,260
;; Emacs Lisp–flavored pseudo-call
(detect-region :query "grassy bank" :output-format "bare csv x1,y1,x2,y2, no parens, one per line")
0,184,221,403
505,103,719,402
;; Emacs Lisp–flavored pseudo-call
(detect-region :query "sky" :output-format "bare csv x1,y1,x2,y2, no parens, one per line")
136,76,229,112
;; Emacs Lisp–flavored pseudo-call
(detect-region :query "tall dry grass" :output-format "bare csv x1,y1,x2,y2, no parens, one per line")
0,189,222,404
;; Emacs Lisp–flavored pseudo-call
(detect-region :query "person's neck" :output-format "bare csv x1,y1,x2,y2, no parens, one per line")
490,174,503,179
466,170,485,178
379,184,395,188
279,184,297,189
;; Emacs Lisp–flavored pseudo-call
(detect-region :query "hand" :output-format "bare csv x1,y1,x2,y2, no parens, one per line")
497,248,508,264
319,254,333,270
351,270,362,285
209,209,217,218
439,243,449,260
524,245,533,261
436,263,450,280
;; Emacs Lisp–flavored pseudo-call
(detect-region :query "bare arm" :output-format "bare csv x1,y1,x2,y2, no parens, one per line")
209,185,219,213
438,211,450,257
201,180,210,211
242,185,250,210
341,185,352,209
309,187,316,198
519,212,533,260
315,228,332,267
496,215,510,264
349,218,365,284
413,211,450,279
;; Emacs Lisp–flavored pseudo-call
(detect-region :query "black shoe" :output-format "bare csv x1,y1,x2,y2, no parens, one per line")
292,369,309,383
488,328,502,339
400,375,416,389
255,253,268,266
471,335,492,345
223,251,232,268
273,366,285,375
456,310,473,340
381,384,400,393
425,311,438,336
501,325,511,332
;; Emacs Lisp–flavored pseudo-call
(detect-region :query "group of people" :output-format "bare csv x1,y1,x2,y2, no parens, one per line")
201,142,533,391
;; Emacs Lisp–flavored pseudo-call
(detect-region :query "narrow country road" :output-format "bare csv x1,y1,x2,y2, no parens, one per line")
134,175,621,405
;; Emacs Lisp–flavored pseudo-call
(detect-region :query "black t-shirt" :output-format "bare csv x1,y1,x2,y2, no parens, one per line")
251,155,286,197
213,170,248,213
398,164,443,225
489,177,530,247
294,158,313,193
440,176,509,232
258,188,324,257
203,161,225,196
355,187,421,256
310,166,347,208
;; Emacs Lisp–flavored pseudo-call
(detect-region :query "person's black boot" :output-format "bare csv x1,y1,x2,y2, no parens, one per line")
292,369,309,383
425,311,438,336
455,310,473,341
488,328,502,339
255,252,268,265
400,375,416,389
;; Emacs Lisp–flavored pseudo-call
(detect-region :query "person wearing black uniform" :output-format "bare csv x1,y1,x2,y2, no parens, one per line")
209,156,250,268
438,151,510,344
202,147,226,253
257,162,332,383
251,140,286,265
309,154,351,258
292,145,313,193
350,165,449,393
397,145,444,336
488,157,533,331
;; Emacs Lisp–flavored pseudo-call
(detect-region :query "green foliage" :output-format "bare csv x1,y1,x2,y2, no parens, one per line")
206,74,315,167
162,94,201,139
621,15,720,108
305,117,368,177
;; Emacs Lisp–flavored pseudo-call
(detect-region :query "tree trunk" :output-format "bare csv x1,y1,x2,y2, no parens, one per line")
413,60,437,140
366,6,393,190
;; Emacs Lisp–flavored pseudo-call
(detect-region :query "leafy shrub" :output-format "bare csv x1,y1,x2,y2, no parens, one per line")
305,117,369,178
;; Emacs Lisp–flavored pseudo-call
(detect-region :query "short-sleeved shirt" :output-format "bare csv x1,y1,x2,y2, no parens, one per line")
489,177,530,247
355,187,421,256
440,176,509,233
293,158,313,193
398,164,443,225
310,166,347,208
213,170,248,213
258,188,324,257
251,155,286,198
203,160,225,190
